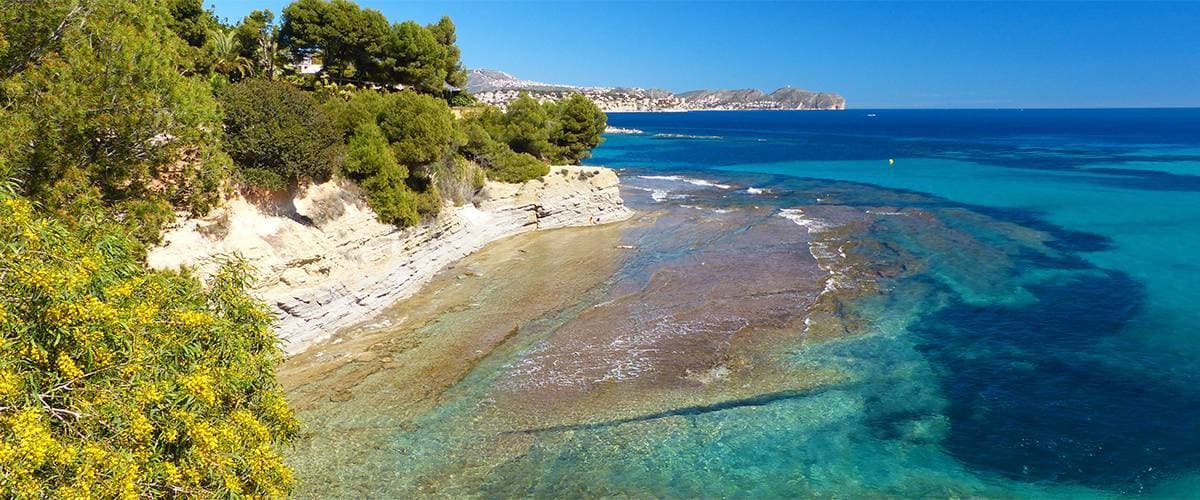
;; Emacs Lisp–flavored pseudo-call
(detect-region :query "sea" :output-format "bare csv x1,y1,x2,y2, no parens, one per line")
285,109,1200,497
593,109,1200,497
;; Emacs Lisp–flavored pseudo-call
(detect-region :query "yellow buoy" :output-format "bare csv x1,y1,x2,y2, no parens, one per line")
888,158,895,165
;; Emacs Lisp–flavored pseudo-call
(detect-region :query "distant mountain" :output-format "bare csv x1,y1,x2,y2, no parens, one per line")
465,69,845,111
465,69,589,93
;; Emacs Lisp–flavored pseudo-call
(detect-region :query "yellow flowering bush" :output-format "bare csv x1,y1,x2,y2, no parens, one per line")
0,194,298,498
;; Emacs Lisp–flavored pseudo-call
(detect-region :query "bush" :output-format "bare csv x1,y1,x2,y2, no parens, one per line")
378,91,455,167
220,79,342,187
322,90,456,228
481,146,549,183
0,194,298,497
447,92,479,107
343,123,403,181
360,166,420,227
432,156,485,206
2,0,229,243
322,89,388,139
502,93,552,158
343,121,436,226
547,94,607,165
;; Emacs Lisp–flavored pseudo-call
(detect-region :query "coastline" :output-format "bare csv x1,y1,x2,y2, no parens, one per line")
149,166,632,356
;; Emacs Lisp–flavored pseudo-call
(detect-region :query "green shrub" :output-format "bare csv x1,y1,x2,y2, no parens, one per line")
482,146,549,183
432,156,485,206
360,166,420,227
503,93,552,158
220,79,342,187
322,89,388,139
547,94,607,165
343,121,438,226
315,90,456,228
2,0,229,243
447,92,479,107
0,194,298,497
378,91,455,167
235,168,288,192
343,122,403,180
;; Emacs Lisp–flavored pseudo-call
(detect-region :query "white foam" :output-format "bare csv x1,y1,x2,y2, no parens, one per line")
604,126,644,135
778,208,830,233
627,185,689,202
779,208,862,334
652,133,723,140
637,175,733,190
747,187,769,195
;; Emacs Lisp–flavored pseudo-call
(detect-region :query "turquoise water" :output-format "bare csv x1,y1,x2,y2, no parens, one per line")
583,109,1200,496
287,110,1200,497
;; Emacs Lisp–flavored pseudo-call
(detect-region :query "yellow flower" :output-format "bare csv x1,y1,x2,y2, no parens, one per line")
0,369,20,399
129,413,153,443
54,443,78,465
25,344,48,365
177,310,211,329
179,372,217,405
56,352,85,380
9,407,58,470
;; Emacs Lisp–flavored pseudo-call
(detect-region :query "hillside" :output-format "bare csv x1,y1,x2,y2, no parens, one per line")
467,69,846,111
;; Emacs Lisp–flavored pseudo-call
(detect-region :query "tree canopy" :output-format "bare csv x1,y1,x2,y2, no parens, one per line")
278,0,464,92
0,0,231,243
458,92,606,182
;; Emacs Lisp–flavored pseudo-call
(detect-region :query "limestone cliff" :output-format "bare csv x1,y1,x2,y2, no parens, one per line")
148,166,632,355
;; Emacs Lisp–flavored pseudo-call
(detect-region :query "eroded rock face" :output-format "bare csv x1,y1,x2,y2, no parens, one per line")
148,166,632,355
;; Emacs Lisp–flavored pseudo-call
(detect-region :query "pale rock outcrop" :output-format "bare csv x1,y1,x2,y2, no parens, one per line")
148,166,631,355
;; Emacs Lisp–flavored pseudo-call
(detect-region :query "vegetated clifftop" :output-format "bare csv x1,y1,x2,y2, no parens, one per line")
148,166,632,355
466,69,846,111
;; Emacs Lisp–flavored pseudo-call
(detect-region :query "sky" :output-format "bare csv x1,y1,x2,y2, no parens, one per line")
208,1,1200,109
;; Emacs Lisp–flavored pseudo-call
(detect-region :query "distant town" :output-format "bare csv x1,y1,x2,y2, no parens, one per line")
467,69,846,112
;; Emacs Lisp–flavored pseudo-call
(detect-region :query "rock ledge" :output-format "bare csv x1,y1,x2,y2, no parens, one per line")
149,166,632,355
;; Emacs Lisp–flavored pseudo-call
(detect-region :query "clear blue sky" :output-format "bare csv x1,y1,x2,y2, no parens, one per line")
208,1,1200,109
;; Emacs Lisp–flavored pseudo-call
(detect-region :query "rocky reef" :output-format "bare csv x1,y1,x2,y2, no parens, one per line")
148,166,632,355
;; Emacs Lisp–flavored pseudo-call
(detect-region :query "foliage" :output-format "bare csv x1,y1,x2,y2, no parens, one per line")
0,1,81,78
220,79,342,187
378,91,455,167
0,194,299,498
360,162,421,227
546,94,607,164
478,146,550,183
343,122,403,181
454,94,603,181
427,16,467,89
205,29,253,80
502,93,554,158
165,0,217,48
381,21,448,94
278,0,465,92
336,91,454,226
279,0,390,79
322,89,388,138
447,91,480,107
1,0,231,243
233,10,286,80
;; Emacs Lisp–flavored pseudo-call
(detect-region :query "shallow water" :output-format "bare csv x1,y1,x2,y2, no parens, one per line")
284,109,1200,497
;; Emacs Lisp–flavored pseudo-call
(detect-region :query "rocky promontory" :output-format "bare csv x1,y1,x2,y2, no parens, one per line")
148,166,632,355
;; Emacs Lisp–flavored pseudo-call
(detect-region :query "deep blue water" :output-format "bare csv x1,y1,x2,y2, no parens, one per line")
589,109,1200,496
